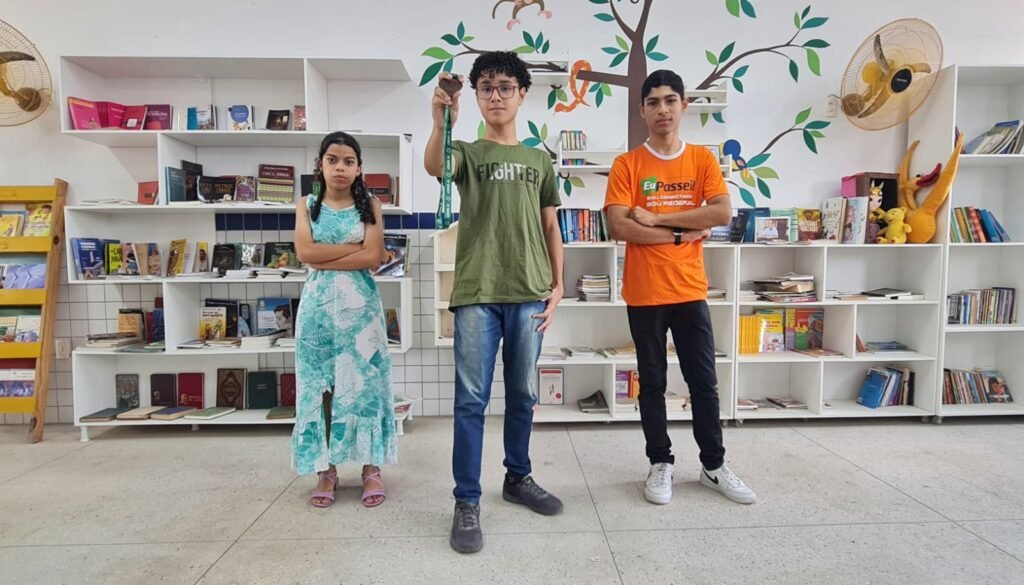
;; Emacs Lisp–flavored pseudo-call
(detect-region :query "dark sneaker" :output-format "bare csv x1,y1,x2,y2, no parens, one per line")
450,502,483,554
502,476,564,516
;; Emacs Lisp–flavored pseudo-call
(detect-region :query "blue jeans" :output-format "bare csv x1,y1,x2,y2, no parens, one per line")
452,302,545,505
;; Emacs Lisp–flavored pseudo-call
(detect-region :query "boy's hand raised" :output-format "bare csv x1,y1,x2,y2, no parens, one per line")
433,73,464,130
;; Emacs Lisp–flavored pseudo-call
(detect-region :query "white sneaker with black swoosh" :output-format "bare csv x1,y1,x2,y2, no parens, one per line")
700,463,756,504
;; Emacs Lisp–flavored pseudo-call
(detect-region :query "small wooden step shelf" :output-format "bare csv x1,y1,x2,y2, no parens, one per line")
0,180,67,442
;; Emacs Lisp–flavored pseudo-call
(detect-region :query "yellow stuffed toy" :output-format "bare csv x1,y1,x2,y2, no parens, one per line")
877,207,912,244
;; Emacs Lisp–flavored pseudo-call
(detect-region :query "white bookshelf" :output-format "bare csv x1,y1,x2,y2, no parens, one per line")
909,64,1024,420
58,55,415,215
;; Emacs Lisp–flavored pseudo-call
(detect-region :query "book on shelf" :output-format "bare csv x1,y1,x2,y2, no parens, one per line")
793,347,843,357
538,368,564,405
164,167,188,204
947,287,1017,325
216,368,246,409
577,390,608,413
180,160,203,202
150,406,196,420
0,368,34,398
857,365,914,408
862,341,909,353
177,372,204,409
13,314,41,342
797,208,822,241
753,309,785,352
576,274,611,302
235,176,257,202
708,225,731,242
116,406,164,420
79,407,130,423
228,105,254,130
950,207,1011,243
0,315,17,342
187,105,216,130
257,164,295,203
863,288,914,299
266,109,291,130
267,406,296,420
963,120,1024,155
23,203,53,236
118,309,145,339
375,234,409,277
840,196,869,244
293,105,306,131
770,208,799,241
84,333,143,348
820,197,847,243
742,207,770,243
184,407,235,420
385,308,401,345
0,264,46,289
754,216,790,244
150,373,177,407
0,210,25,237
558,208,611,243
784,307,823,351
541,346,569,360
120,105,148,130
280,373,296,406
943,368,1012,405
729,210,750,243
197,176,237,202
247,371,278,409
143,104,172,130
68,97,101,130
766,396,807,409
239,329,288,349
257,297,293,335
71,238,103,280
737,399,759,410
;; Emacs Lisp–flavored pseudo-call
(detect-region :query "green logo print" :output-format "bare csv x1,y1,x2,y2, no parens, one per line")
641,176,658,196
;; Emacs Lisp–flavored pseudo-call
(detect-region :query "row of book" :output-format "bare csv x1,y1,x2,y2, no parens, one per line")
559,130,588,166
165,162,299,205
943,368,1013,404
68,98,307,132
714,198,888,246
946,287,1017,325
963,120,1024,155
856,365,916,408
950,207,1012,243
559,208,610,243
0,312,42,343
739,308,830,355
0,369,34,398
0,204,53,238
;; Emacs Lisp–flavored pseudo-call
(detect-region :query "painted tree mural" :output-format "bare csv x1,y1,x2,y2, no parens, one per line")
418,0,835,204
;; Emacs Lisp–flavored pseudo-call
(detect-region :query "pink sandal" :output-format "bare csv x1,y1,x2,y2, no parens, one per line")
310,469,338,508
361,470,386,508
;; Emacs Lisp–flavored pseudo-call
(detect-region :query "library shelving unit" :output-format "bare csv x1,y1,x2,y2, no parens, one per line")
555,142,732,178
59,56,419,439
910,64,1024,420
0,180,67,442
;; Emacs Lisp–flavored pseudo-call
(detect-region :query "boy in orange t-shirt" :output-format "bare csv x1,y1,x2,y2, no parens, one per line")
604,70,756,507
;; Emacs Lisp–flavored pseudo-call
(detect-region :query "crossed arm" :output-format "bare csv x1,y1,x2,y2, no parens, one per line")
629,194,732,231
294,197,388,270
607,205,710,245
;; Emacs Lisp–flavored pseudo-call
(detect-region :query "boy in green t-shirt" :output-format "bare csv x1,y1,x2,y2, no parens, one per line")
425,51,564,554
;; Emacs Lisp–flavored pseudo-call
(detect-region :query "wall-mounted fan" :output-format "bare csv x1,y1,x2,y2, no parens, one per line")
840,18,943,131
0,19,51,127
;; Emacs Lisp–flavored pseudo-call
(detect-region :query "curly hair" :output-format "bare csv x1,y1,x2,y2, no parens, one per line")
469,51,532,91
310,131,376,225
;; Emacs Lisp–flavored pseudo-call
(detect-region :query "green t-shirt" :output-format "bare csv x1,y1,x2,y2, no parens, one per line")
449,139,561,308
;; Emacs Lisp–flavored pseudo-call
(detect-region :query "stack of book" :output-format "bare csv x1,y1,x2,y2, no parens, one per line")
576,274,611,302
599,343,636,359
240,329,288,349
256,164,295,204
857,366,915,408
947,287,1017,325
950,207,1012,243
748,273,816,303
861,340,910,353
943,368,1013,404
85,332,143,349
963,120,1024,155
707,287,727,302
540,346,568,361
566,346,599,359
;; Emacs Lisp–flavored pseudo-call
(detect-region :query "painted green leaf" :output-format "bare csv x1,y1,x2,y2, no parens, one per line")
513,45,535,54
616,35,629,51
596,91,605,107
746,153,770,168
794,12,801,30
756,177,772,198
803,39,830,48
564,179,573,197
795,107,812,125
805,120,831,130
569,176,585,188
422,47,453,60
594,13,615,22
541,123,548,141
741,0,756,18
802,17,828,29
712,112,725,124
789,59,800,82
646,35,660,53
524,32,535,47
726,0,741,17
522,137,543,148
556,88,569,102
734,65,749,78
610,52,628,68
740,187,756,207
419,61,444,86
648,52,669,62
753,167,780,179
802,5,811,19
732,78,744,93
700,113,710,127
589,83,602,94
441,34,460,47
803,130,818,153
528,121,541,138
443,59,454,73
706,50,719,66
810,130,825,138
806,49,821,76
602,47,620,55
537,32,545,48
462,35,475,42
542,40,550,54
548,90,557,109
589,0,610,4
602,84,612,96
742,171,756,188
457,21,465,39
719,41,736,63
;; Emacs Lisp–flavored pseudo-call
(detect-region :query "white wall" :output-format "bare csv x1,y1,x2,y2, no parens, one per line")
2,0,1023,424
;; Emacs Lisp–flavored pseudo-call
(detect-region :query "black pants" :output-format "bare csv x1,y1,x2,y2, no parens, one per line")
627,300,725,469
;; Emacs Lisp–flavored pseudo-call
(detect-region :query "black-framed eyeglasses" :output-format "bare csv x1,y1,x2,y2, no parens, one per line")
476,85,520,99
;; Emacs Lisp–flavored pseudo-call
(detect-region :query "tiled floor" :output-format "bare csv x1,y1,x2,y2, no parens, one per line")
1,418,1023,585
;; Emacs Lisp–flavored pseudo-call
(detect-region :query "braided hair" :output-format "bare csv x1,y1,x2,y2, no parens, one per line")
310,131,377,225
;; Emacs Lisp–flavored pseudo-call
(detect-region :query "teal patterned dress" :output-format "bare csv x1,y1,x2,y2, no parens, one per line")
291,197,396,475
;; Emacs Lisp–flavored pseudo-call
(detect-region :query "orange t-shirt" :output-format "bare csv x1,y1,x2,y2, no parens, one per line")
603,142,728,307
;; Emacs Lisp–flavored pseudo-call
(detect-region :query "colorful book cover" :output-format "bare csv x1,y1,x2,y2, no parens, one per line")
181,161,203,202
841,196,869,244
0,316,18,342
755,309,785,352
375,234,408,277
73,238,104,280
199,306,227,340
115,373,140,409
240,244,265,268
97,101,126,128
193,242,210,273
234,176,256,202
205,299,239,337
165,167,188,204
120,105,148,130
246,371,278,409
150,373,177,407
177,373,205,409
821,197,847,243
166,239,187,276
143,104,172,130
265,109,290,131
257,297,292,335
212,244,239,273
978,370,1013,403
0,212,23,237
743,207,770,243
280,373,296,406
117,309,144,338
14,315,40,342
788,308,823,350
188,105,216,130
264,242,298,269
121,243,140,276
197,176,236,202
67,97,101,130
228,105,253,130
106,242,123,275
216,368,246,409
857,367,891,408
385,308,400,344
23,204,53,237
134,181,158,206
797,208,822,241
806,310,824,349
293,105,306,131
